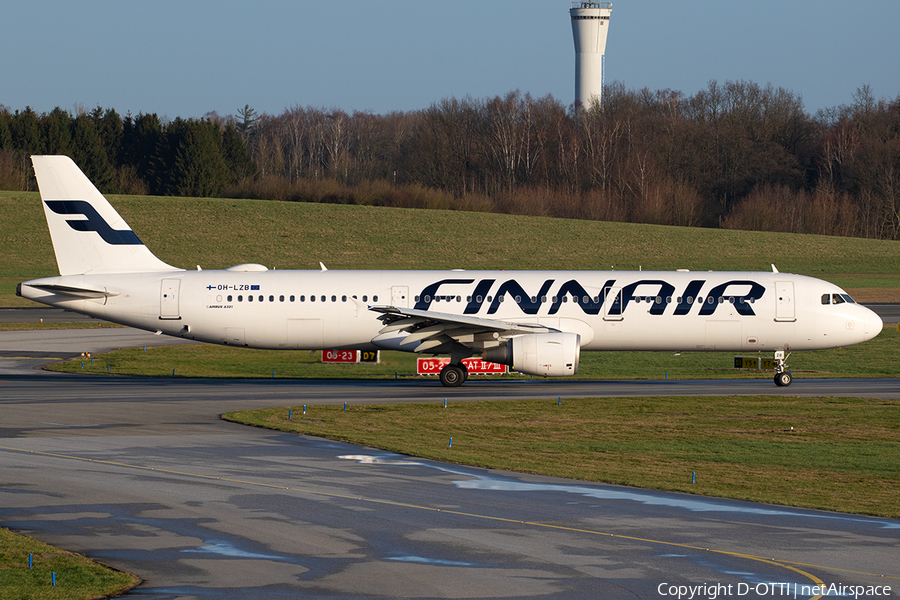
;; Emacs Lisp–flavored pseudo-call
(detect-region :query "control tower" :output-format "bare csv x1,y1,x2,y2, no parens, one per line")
570,2,613,110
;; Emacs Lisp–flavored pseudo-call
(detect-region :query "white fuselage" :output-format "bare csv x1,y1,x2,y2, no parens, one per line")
19,269,883,353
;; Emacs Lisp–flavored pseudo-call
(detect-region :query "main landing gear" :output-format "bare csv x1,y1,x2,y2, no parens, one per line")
439,362,469,387
773,350,792,387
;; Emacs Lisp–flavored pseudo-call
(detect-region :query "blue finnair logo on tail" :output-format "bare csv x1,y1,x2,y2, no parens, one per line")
45,201,142,245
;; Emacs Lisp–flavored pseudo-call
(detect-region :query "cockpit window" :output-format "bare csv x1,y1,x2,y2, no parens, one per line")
830,293,856,305
821,294,831,305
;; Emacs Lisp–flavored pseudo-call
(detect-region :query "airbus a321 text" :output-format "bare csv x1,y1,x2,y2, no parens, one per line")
18,156,883,387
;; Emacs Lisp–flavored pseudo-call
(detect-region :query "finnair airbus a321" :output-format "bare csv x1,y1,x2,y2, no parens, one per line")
18,156,883,387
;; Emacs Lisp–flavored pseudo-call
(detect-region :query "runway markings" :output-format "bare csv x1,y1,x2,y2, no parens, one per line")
2,442,897,595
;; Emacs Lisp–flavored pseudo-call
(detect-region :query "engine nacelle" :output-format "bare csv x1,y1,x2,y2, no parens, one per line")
483,332,581,377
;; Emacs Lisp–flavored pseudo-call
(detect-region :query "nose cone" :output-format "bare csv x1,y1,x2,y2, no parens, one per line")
862,306,884,341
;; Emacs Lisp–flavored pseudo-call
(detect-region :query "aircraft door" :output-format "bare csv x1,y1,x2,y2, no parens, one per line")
392,286,409,308
775,281,796,322
160,279,181,320
602,286,624,321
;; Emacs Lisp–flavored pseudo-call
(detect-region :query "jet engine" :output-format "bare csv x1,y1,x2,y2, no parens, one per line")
483,332,581,377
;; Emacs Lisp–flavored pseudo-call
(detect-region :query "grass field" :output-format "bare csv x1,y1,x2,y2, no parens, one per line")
2,190,899,306
0,526,138,600
224,394,900,519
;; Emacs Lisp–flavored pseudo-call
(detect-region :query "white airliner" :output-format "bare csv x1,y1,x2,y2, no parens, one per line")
18,156,883,387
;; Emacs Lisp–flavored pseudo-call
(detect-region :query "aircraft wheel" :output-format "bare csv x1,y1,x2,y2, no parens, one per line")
774,371,792,387
459,362,469,382
439,364,466,387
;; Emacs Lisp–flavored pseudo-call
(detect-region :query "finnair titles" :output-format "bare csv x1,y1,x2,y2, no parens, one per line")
18,156,883,387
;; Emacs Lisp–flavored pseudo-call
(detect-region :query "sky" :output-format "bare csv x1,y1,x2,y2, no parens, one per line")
3,1,899,120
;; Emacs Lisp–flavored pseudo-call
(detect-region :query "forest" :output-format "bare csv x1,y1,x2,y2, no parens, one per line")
1,80,899,240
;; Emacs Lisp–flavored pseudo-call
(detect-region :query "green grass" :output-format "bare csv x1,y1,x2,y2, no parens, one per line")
224,394,900,519
46,324,900,380
3,190,900,305
0,526,138,600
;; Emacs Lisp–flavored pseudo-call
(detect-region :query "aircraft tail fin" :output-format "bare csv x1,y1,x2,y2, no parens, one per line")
31,155,181,276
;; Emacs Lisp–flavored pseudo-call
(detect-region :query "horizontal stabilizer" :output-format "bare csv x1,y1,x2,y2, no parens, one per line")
28,283,118,299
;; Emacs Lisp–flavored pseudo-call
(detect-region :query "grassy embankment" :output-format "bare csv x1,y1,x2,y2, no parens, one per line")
0,526,138,600
2,190,899,307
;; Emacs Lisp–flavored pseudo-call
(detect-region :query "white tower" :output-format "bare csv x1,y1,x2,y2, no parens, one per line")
570,2,613,110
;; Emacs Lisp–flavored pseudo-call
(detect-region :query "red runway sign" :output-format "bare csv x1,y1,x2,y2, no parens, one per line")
322,350,359,363
417,357,507,375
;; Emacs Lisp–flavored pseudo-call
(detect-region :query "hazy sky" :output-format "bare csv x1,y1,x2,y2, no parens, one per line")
3,1,898,119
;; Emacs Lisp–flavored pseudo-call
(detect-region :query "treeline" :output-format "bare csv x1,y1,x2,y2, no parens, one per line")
0,106,254,197
2,80,899,239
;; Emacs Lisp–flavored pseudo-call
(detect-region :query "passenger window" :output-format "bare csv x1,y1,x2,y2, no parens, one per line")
331,295,336,302
320,295,326,302
269,295,274,302
258,295,263,302
373,295,378,302
227,295,233,302
310,296,315,302
342,295,347,302
248,295,253,302
363,295,367,302
290,295,295,302
238,295,243,302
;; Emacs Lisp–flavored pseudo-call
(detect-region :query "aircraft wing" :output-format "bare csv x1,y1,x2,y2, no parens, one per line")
369,305,556,353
